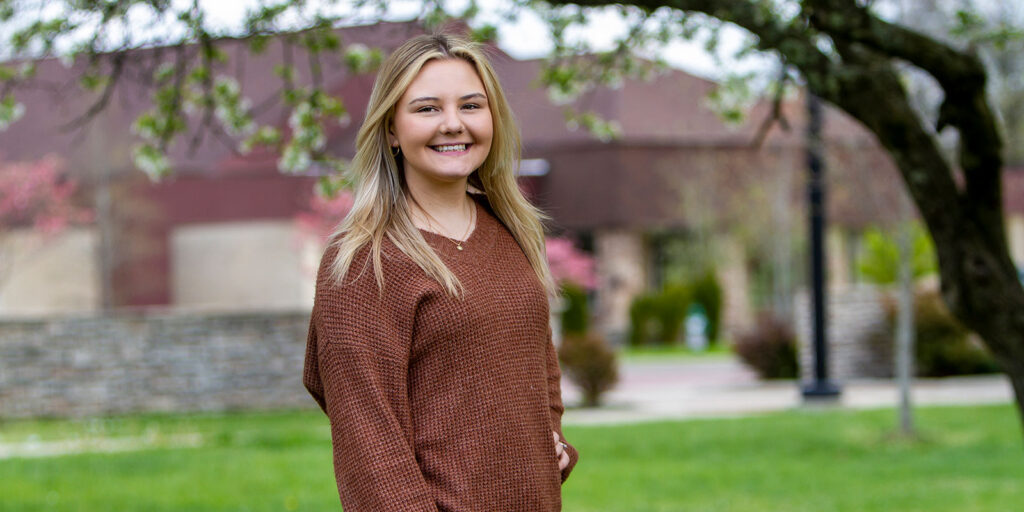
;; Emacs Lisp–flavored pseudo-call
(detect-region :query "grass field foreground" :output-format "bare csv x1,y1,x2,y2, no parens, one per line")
620,342,733,361
1,405,1022,511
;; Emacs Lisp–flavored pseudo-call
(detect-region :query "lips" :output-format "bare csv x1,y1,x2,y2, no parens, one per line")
431,143,470,153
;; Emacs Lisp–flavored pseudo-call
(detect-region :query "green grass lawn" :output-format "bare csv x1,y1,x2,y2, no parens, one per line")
1,405,1022,511
620,342,733,361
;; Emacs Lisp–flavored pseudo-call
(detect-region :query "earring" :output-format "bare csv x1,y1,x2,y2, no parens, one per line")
391,145,401,157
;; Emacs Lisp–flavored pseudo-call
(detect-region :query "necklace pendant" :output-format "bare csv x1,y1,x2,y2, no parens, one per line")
457,244,463,250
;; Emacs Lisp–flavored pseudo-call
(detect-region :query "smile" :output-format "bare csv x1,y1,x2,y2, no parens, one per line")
431,143,470,153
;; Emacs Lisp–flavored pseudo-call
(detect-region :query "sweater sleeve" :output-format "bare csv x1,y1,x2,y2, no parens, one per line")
304,248,439,512
546,327,579,483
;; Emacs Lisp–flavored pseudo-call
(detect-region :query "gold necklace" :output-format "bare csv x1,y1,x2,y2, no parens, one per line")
449,202,475,251
422,199,475,251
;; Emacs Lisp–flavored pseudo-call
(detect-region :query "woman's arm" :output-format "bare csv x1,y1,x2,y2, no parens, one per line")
304,248,439,512
314,338,438,511
545,327,579,482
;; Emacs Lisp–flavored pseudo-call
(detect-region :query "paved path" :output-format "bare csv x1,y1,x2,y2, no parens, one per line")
560,358,1014,425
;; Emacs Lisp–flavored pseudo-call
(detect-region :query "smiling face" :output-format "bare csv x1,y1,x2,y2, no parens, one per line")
389,58,494,188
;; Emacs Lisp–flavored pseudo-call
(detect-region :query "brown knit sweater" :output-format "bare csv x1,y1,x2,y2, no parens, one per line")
303,194,579,511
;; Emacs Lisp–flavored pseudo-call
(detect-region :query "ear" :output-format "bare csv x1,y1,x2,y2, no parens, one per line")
387,124,398,148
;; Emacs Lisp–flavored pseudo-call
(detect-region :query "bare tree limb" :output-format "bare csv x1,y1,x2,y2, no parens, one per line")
159,43,189,153
802,0,1003,213
751,62,792,148
60,53,126,133
188,32,217,156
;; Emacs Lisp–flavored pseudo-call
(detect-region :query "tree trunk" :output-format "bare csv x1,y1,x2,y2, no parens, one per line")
784,31,1024,433
1008,362,1024,430
852,119,1024,433
824,74,1024,432
552,0,1024,433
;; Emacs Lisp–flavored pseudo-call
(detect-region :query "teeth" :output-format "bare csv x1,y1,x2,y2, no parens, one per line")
434,144,466,152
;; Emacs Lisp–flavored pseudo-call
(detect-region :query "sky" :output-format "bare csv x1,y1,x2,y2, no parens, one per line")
190,0,773,80
0,0,774,79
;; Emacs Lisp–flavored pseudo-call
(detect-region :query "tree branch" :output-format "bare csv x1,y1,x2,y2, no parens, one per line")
188,32,217,156
803,0,1003,210
159,44,189,153
59,53,126,133
546,0,844,94
751,62,792,147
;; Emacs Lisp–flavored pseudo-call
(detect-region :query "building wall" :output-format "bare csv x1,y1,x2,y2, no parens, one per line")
717,235,753,339
0,311,311,418
0,228,100,316
170,220,317,311
592,229,648,344
828,228,853,288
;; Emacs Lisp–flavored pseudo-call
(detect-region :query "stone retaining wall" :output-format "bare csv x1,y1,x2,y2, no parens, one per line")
795,286,893,382
0,310,311,418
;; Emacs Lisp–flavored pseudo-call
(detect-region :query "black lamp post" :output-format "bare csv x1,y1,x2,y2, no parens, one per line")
801,93,841,401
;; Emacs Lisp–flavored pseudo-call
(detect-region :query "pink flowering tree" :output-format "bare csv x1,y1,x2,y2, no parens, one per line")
0,156,92,234
546,236,597,338
545,236,596,291
294,188,355,244
0,155,93,284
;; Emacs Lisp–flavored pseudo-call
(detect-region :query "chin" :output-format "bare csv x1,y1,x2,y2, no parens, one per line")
432,168,478,181
425,162,485,181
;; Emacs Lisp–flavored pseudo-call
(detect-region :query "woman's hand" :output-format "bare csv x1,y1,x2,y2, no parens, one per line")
553,431,570,471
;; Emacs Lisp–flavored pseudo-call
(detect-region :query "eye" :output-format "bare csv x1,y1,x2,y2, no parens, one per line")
416,105,438,113
461,103,481,110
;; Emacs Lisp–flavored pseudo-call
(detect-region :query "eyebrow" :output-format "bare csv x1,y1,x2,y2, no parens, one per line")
408,93,487,105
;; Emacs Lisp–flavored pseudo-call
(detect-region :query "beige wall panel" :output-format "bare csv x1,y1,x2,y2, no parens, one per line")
0,228,100,316
717,235,752,340
593,229,648,344
171,221,316,311
827,227,851,289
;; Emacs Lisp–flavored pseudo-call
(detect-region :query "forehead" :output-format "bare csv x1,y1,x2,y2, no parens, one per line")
401,58,486,99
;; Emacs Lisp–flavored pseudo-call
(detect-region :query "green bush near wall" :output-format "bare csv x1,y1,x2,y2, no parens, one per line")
628,286,690,346
883,291,1000,377
629,294,660,346
654,284,691,344
558,332,619,407
689,270,723,344
560,284,590,337
734,312,799,379
627,270,723,346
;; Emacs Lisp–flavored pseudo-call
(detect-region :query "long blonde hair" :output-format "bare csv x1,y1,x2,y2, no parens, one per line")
328,33,556,297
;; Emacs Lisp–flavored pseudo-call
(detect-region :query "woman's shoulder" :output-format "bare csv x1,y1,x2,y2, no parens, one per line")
316,233,430,297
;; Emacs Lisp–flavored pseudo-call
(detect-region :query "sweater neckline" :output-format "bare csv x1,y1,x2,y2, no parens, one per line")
417,193,496,261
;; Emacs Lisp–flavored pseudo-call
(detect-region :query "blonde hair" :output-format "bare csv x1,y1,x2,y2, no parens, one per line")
328,33,556,297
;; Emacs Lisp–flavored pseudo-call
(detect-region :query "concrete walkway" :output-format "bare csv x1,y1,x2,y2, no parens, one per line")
560,358,1015,425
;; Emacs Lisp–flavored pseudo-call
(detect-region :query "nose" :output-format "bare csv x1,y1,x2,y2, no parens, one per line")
439,109,465,135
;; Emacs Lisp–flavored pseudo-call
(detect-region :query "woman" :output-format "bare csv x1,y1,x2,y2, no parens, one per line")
302,33,579,511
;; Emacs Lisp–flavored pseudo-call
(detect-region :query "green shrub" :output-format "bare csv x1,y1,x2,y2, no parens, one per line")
560,283,589,337
558,332,619,407
734,313,799,379
653,284,690,344
884,291,999,377
689,269,723,343
628,285,691,346
627,269,722,347
628,293,658,346
856,223,937,285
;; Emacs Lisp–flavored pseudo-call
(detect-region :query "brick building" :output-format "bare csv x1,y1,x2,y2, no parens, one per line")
2,21,1022,343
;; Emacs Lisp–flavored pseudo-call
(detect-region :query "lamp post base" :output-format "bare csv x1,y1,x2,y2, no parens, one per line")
801,380,842,402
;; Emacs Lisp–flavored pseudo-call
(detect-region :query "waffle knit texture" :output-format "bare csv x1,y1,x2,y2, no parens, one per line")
303,194,579,511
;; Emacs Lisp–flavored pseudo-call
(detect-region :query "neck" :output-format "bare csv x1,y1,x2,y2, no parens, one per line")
404,174,474,238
